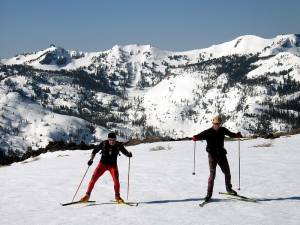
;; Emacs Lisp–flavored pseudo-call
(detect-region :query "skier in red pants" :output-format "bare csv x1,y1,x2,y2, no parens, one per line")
192,115,242,202
80,132,132,203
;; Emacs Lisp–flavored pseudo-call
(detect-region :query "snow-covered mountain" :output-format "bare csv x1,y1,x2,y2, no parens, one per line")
0,86,110,153
3,35,300,71
0,135,299,225
1,34,300,158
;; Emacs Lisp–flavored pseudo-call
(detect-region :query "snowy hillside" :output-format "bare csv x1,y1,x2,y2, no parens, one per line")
0,134,299,225
1,34,300,159
0,86,110,154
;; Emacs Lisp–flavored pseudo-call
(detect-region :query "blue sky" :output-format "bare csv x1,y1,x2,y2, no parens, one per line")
0,0,299,58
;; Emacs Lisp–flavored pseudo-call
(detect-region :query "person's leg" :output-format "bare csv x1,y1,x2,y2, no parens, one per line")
218,155,235,193
207,154,218,199
86,162,107,195
108,165,121,200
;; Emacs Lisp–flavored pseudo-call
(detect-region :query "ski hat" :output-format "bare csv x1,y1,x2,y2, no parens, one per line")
212,115,222,124
108,132,117,140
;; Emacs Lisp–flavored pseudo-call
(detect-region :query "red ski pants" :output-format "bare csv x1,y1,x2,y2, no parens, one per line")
86,162,120,197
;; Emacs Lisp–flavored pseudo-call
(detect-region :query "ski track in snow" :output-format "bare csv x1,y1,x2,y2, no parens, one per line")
0,135,300,225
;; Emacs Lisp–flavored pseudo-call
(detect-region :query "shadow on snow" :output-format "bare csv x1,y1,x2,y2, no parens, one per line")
140,197,230,205
256,196,300,202
138,196,300,205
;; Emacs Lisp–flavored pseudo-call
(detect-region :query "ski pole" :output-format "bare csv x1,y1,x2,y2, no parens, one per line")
126,157,131,201
192,141,196,175
71,165,90,202
238,138,241,190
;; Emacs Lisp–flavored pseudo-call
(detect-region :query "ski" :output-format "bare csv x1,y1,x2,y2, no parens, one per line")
85,202,123,207
61,200,96,206
110,200,139,207
86,201,139,207
219,192,257,202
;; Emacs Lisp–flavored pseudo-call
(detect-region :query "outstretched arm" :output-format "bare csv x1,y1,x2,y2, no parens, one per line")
236,132,243,138
224,128,243,138
192,130,207,141
119,143,132,158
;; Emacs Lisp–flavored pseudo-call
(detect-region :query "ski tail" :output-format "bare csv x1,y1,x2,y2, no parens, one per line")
61,200,96,206
219,192,257,202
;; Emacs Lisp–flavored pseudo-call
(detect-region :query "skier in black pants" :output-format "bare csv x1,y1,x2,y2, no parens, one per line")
192,115,242,202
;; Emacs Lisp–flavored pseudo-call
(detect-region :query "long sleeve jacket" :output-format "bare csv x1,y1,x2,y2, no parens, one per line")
92,140,131,165
194,127,238,155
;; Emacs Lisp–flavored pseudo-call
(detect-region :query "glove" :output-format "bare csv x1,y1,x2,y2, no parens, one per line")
87,159,93,166
236,132,243,138
128,152,132,158
192,136,198,142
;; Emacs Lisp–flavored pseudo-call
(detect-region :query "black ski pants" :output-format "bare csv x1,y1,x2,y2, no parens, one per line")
207,153,232,196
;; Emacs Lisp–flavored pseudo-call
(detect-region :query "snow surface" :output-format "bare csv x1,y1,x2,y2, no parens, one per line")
0,134,299,225
247,52,300,82
0,87,109,152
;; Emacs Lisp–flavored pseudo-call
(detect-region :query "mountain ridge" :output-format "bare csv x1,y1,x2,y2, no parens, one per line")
2,34,299,69
1,33,300,158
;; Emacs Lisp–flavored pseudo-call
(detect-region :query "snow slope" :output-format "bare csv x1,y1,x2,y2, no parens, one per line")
0,134,299,225
0,87,109,153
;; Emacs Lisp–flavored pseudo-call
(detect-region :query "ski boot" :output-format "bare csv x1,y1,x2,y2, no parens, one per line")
79,193,90,202
204,193,212,202
226,188,237,196
115,195,125,204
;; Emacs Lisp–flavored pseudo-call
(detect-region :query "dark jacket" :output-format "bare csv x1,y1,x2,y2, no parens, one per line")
194,127,238,155
92,140,131,165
